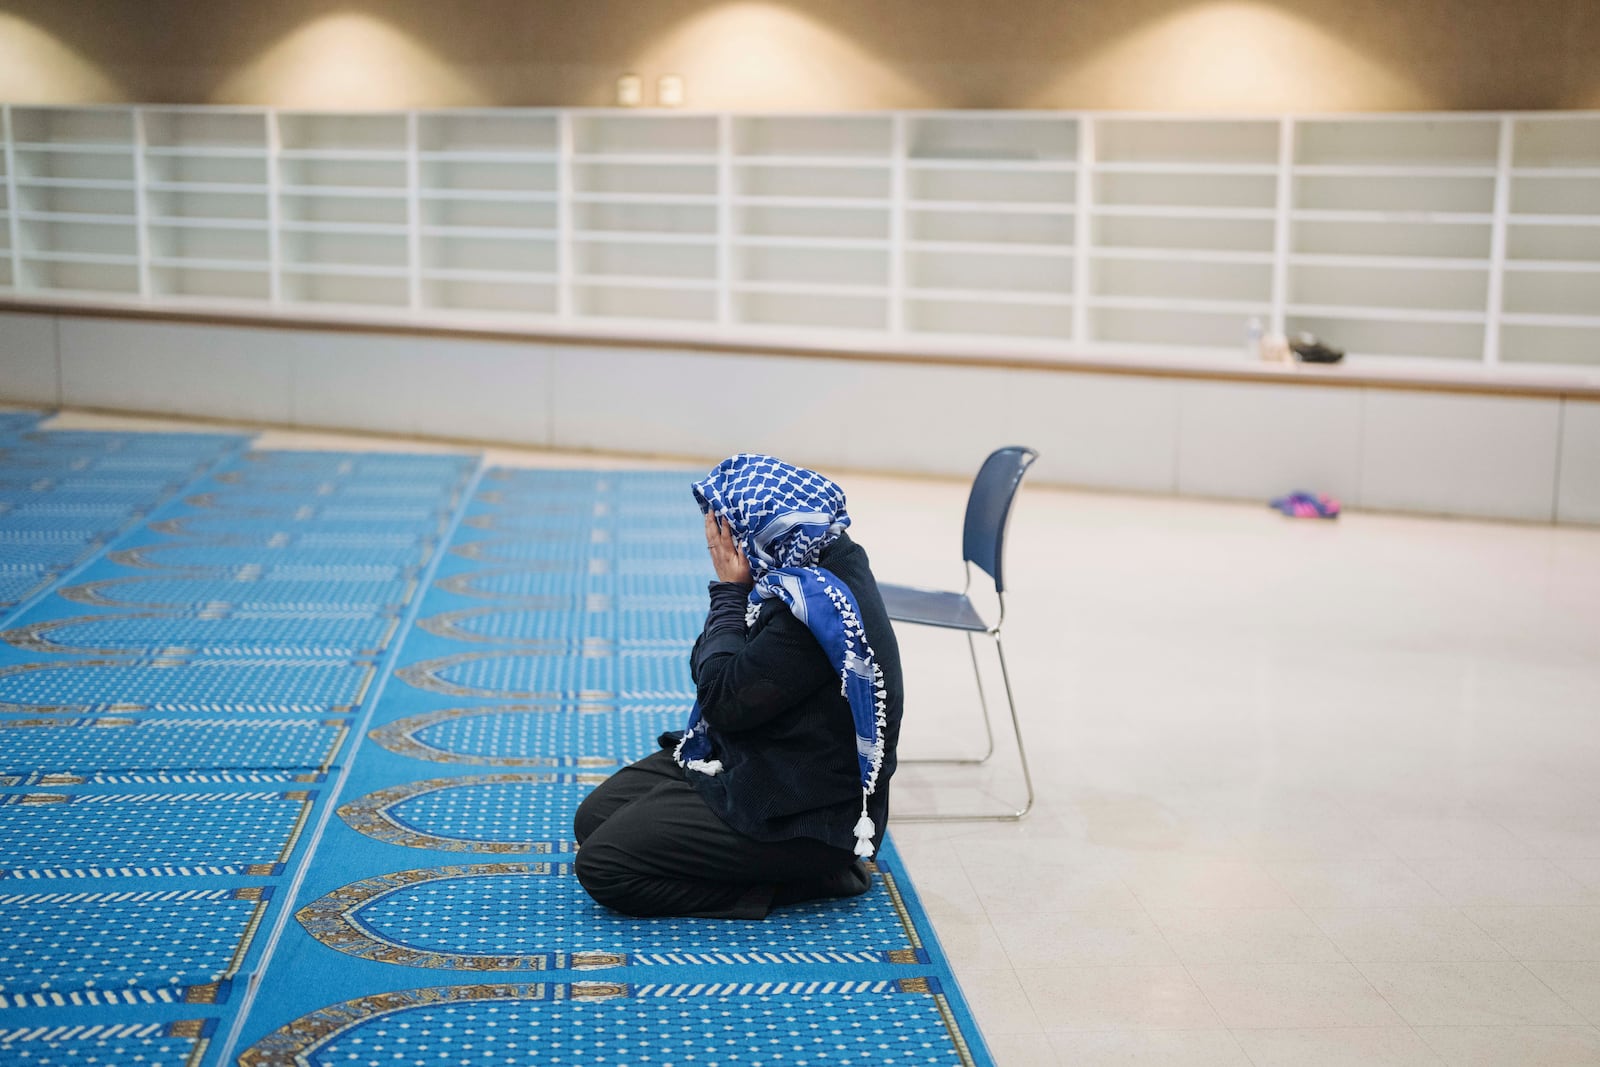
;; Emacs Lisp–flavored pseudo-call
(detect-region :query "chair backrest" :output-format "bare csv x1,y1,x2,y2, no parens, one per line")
962,446,1039,594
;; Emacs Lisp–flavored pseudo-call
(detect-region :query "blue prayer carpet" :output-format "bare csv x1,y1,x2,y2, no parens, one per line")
0,425,994,1066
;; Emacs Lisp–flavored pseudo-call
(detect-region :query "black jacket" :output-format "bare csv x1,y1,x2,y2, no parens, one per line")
663,533,904,853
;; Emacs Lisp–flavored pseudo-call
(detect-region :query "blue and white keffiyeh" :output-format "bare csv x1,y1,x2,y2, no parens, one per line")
677,454,889,858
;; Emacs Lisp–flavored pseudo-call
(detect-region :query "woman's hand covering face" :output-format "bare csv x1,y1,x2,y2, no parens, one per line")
704,511,753,585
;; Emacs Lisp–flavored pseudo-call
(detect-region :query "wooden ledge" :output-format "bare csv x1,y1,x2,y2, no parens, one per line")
4,297,1599,402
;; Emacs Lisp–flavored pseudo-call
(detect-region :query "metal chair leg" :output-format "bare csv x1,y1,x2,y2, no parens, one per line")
992,632,1035,819
899,630,997,766
894,629,1033,823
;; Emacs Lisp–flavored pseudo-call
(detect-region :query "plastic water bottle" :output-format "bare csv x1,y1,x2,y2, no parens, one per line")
1245,316,1264,359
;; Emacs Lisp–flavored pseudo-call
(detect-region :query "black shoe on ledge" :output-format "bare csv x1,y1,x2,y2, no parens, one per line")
1290,333,1345,364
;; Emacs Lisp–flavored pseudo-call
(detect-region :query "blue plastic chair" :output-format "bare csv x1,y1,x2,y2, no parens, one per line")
881,446,1038,821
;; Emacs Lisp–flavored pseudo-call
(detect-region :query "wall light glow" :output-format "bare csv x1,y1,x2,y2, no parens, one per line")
214,12,487,108
1027,1,1426,112
637,2,929,110
0,14,122,102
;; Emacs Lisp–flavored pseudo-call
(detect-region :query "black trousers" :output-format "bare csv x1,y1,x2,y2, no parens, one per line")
572,749,868,919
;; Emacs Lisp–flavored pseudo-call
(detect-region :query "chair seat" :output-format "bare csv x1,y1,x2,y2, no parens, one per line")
879,582,990,632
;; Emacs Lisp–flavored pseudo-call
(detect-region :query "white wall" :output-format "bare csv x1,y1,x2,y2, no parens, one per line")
1,310,1593,526
1559,401,1600,524
0,311,59,405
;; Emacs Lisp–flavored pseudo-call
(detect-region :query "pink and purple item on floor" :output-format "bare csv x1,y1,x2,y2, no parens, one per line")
1269,490,1341,519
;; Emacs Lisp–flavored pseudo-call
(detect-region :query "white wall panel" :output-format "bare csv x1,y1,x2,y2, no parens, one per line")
1041,373,1183,494
547,350,1182,494
1556,400,1600,524
22,314,1592,524
1178,380,1364,503
58,318,294,423
824,360,1026,480
825,362,1180,493
286,332,423,437
408,337,553,447
547,346,846,468
1360,391,1561,521
0,311,59,405
288,333,552,447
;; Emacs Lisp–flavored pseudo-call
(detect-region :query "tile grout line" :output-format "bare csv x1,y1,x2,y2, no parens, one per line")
941,838,1047,1040
212,455,488,1067
1269,849,1454,1058
1508,953,1597,1030
0,432,254,633
1353,847,1588,1049
1131,862,1255,1064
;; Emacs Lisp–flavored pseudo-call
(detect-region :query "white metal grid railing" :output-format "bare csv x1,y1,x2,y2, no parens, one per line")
1,104,1597,376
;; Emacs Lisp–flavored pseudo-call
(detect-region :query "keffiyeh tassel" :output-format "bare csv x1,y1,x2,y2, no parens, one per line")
671,723,724,777
853,803,876,858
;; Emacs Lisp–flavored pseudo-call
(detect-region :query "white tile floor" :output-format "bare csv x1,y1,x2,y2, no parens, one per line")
23,407,1600,1066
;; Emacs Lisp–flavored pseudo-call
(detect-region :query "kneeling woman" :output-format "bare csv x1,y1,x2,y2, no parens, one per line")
573,454,903,919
